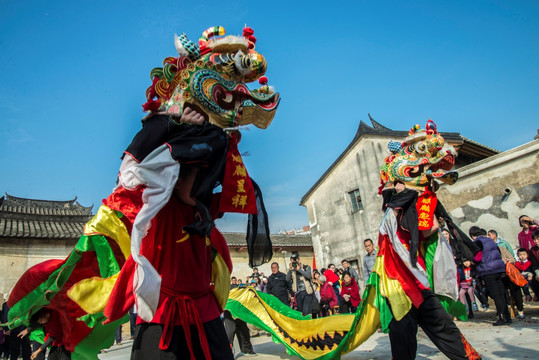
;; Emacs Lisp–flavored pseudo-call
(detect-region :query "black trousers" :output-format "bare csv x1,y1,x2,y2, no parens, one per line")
30,341,45,360
130,313,138,337
131,318,233,360
320,301,333,317
0,335,10,358
115,325,123,344
482,273,510,319
276,295,290,306
222,311,254,354
295,290,313,316
473,278,488,307
339,299,357,314
9,326,31,360
388,290,470,360
502,276,523,312
48,346,71,360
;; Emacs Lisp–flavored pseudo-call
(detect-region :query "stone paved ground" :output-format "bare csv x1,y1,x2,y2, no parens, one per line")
100,302,539,360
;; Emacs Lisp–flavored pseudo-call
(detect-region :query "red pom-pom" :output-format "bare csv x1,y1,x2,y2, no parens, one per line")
142,99,161,112
243,27,254,37
258,76,268,85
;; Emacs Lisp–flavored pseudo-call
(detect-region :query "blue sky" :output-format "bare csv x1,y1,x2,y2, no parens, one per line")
1,1,538,233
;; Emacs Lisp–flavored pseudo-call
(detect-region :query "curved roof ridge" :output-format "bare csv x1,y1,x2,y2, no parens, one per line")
3,193,92,214
6,193,78,205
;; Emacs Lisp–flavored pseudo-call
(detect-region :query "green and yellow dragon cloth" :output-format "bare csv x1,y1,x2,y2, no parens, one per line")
226,121,481,359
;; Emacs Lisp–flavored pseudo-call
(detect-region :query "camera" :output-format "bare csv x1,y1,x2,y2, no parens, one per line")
291,261,298,269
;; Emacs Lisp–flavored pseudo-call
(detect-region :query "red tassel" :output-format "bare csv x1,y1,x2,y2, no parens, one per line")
243,27,254,37
258,76,268,85
147,76,160,99
142,99,161,112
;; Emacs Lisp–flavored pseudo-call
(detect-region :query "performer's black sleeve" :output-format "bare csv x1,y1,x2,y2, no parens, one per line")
40,336,55,351
124,115,172,162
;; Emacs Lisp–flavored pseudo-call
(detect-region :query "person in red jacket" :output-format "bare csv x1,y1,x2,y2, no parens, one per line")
323,265,341,301
518,215,538,251
319,275,338,317
515,248,539,302
530,230,539,266
339,272,361,313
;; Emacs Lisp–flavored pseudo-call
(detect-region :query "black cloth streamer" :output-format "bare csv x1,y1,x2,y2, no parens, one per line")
246,180,273,267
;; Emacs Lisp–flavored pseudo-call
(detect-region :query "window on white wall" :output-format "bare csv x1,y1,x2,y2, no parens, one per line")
348,188,363,212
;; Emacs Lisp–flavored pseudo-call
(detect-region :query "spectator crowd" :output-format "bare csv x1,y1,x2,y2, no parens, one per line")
229,214,539,327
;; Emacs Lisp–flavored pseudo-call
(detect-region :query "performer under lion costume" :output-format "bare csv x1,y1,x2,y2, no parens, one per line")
6,26,279,360
226,120,481,360
376,120,480,359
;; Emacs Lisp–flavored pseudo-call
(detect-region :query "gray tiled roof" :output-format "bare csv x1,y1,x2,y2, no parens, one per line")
0,194,93,239
223,232,313,247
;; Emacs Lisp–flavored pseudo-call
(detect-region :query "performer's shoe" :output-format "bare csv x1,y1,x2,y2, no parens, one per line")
493,317,505,326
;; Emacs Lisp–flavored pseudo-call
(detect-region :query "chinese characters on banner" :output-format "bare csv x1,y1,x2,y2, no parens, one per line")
416,189,437,231
219,134,257,214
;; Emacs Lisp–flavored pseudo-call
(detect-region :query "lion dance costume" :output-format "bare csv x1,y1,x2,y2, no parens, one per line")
5,26,279,360
375,120,480,359
225,121,481,359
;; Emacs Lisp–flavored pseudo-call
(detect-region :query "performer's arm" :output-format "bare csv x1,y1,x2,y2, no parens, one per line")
40,335,55,350
30,336,55,360
422,216,440,238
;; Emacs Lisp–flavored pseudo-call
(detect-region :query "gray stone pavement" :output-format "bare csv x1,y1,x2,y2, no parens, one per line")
99,302,539,359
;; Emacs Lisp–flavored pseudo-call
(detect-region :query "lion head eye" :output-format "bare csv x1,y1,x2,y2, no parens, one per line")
415,141,427,154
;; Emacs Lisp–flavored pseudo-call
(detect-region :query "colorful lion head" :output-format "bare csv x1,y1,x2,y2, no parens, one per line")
380,120,458,191
142,26,280,129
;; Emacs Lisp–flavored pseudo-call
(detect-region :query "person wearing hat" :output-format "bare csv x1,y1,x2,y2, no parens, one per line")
286,253,315,317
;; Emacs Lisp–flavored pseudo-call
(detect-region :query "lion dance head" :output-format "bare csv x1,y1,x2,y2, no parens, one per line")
380,120,458,192
142,26,280,129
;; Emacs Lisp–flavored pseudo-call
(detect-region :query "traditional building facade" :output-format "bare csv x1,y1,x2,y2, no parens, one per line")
300,116,500,284
0,194,93,294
